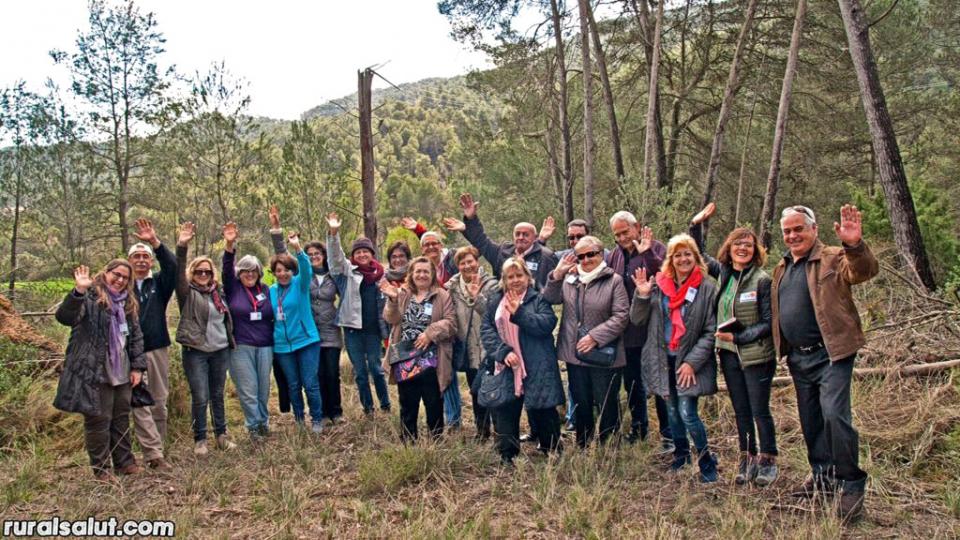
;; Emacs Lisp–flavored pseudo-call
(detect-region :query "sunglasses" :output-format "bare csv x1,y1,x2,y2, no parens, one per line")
567,234,586,242
194,269,213,277
576,250,601,261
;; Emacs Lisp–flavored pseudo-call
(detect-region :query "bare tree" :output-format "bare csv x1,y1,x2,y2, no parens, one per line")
586,0,625,181
550,0,575,223
579,0,596,228
643,0,665,188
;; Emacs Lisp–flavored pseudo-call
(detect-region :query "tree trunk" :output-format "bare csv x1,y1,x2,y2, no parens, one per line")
759,0,807,249
8,164,22,295
579,0,596,229
643,0,665,189
358,68,378,242
550,0,574,224
631,0,668,187
586,0,625,181
734,86,760,225
544,55,565,210
700,0,759,243
837,0,936,291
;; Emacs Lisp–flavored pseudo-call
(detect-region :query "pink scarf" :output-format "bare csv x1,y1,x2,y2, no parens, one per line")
655,266,703,352
495,294,527,397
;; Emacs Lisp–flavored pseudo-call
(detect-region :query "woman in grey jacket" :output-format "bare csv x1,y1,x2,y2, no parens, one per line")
543,236,629,448
631,233,719,482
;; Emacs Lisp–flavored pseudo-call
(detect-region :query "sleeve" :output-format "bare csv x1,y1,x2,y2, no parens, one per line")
630,290,653,326
327,231,350,277
271,229,287,254
296,250,314,295
681,286,718,372
424,291,457,343
127,312,146,372
688,224,721,279
541,273,565,305
839,241,880,285
175,244,190,308
413,223,428,239
509,294,557,337
480,294,512,365
472,279,498,316
222,250,237,298
733,277,773,345
154,243,178,302
586,278,630,347
55,290,87,327
643,241,668,276
539,250,559,284
462,215,503,268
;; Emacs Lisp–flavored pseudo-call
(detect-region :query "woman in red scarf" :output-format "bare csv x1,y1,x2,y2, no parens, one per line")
630,233,719,482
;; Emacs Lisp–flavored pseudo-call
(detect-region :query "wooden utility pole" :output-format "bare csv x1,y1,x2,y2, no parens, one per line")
358,68,377,242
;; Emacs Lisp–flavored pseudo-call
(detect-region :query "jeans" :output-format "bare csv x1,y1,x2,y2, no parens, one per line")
345,329,391,412
398,369,443,440
229,344,273,432
788,350,866,493
464,368,491,438
491,397,561,461
443,372,463,426
84,383,134,474
719,350,778,455
624,346,673,440
567,363,622,448
182,347,230,441
275,341,323,426
131,347,169,460
664,354,710,459
319,346,343,420
273,357,290,413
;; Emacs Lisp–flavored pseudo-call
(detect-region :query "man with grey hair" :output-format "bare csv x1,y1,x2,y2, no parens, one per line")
126,218,176,471
400,218,459,285
606,210,671,449
773,204,878,523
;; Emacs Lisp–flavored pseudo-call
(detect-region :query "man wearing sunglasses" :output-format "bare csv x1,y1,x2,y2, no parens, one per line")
772,204,878,523
537,217,611,261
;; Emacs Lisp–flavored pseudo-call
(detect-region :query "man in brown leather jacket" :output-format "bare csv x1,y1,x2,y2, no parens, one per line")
771,204,878,524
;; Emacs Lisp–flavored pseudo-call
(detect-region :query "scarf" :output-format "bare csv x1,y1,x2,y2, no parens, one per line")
385,264,408,285
105,288,128,380
495,293,528,397
190,281,228,314
655,266,703,352
577,261,608,285
352,258,385,285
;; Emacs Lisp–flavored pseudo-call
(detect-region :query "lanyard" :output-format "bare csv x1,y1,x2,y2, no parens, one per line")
244,284,263,312
277,285,291,319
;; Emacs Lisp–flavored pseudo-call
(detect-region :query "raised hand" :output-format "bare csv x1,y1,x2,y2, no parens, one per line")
834,204,863,246
459,193,478,219
326,212,341,236
269,205,281,229
539,216,556,242
553,252,578,280
379,278,400,300
691,202,717,225
400,217,418,231
287,231,302,252
633,226,654,254
442,217,465,232
73,265,94,293
177,221,195,247
466,276,481,299
632,267,654,297
133,218,159,247
222,222,239,251
504,289,523,314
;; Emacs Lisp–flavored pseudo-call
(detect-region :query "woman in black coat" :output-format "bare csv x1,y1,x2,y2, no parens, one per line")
55,260,147,480
480,257,564,463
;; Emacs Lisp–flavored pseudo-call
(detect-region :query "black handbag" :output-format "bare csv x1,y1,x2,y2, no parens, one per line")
131,379,155,408
476,360,517,409
574,284,618,367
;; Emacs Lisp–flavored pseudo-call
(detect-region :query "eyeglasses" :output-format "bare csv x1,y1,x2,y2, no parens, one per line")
108,270,130,282
307,252,324,259
781,205,816,223
194,269,213,277
421,241,442,248
567,234,586,242
576,250,601,261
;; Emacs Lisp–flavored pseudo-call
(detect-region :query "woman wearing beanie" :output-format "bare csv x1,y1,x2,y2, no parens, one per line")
326,213,392,414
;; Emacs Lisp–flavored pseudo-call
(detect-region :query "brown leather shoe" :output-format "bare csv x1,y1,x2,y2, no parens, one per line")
93,469,113,482
790,475,833,499
117,462,143,475
147,457,173,472
838,491,865,524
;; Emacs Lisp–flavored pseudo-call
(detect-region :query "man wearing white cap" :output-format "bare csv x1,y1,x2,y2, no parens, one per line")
127,218,177,471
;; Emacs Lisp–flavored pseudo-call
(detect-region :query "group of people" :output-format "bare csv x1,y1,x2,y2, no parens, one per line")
54,193,878,523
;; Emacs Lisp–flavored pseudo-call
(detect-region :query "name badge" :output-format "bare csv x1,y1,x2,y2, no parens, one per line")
255,293,267,302
423,302,434,317
276,313,286,321
565,274,578,285
739,291,757,303
250,312,263,321
119,322,129,336
526,260,539,272
684,287,698,303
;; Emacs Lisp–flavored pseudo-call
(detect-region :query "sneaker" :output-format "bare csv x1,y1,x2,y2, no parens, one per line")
625,426,641,444
734,455,751,485
519,433,535,444
668,454,691,472
698,451,719,483
838,490,865,524
146,457,173,472
194,440,209,456
116,462,143,476
564,419,576,432
215,434,237,450
657,438,676,455
754,457,778,487
311,422,324,434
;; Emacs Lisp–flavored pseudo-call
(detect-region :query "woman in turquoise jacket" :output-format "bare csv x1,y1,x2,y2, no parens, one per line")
269,230,323,432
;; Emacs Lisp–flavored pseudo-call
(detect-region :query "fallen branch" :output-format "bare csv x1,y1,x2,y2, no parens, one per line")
720,358,960,391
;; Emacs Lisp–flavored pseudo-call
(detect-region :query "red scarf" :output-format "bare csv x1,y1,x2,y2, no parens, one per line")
190,281,228,314
352,258,384,285
655,266,703,352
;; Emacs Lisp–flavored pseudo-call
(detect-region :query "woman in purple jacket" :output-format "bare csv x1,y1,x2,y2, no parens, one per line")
221,222,276,441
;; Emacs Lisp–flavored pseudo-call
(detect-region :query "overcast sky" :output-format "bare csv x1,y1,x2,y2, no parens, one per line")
1,0,493,120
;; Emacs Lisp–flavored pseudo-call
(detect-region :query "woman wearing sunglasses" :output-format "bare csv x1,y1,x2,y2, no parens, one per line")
543,236,629,448
175,222,237,456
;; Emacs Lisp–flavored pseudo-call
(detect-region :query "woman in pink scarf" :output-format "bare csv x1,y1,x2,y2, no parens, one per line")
480,257,564,464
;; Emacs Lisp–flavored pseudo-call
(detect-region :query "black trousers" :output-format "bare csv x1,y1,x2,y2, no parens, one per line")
318,346,343,419
83,383,134,474
719,350,778,455
788,350,867,493
465,368,491,438
568,363,622,448
273,357,290,413
398,369,444,441
623,346,672,440
491,396,561,461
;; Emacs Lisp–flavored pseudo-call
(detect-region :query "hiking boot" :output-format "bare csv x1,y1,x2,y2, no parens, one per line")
657,438,676,456
668,454,692,472
519,433,536,444
754,457,778,487
734,454,752,486
116,462,143,476
790,474,833,498
194,440,209,456
625,425,647,444
564,419,576,432
93,469,113,482
216,434,237,450
146,457,173,472
698,451,719,483
838,490,865,524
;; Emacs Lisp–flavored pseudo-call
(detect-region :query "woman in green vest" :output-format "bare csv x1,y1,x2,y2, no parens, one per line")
691,210,779,488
